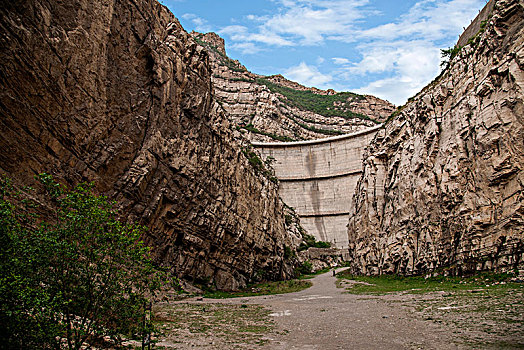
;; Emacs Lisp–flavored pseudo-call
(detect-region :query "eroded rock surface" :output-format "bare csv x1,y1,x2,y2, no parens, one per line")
191,32,395,142
0,0,299,290
348,0,524,275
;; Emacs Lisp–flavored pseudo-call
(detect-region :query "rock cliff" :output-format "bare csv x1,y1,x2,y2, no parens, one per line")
0,0,299,290
348,0,524,275
191,32,395,142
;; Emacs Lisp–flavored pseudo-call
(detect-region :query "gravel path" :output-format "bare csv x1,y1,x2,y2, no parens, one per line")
159,269,485,349
158,269,522,349
237,269,459,350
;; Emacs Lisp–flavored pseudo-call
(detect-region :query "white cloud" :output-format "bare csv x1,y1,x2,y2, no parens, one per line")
284,62,333,88
219,0,369,50
352,42,441,105
182,13,212,33
332,57,350,65
213,0,485,104
230,42,263,55
357,0,484,42
219,25,294,47
347,0,484,105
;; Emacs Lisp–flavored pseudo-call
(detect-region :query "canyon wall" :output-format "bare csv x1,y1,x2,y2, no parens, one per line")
0,0,299,290
254,126,381,251
348,0,524,275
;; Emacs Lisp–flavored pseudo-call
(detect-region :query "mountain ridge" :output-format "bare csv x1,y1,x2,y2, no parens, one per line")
190,31,396,142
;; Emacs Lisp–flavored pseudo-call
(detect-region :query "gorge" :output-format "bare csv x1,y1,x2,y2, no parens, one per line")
0,0,523,296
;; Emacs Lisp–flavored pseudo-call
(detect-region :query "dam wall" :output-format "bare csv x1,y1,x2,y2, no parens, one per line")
252,125,382,250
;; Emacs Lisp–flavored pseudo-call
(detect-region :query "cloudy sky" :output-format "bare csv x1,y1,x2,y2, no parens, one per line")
164,0,487,105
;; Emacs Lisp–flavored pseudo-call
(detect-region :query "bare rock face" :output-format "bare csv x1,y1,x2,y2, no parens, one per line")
191,32,395,142
0,0,298,290
348,0,524,276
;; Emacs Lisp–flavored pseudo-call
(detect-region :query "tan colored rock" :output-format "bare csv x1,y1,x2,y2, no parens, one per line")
348,0,524,276
0,0,299,290
190,32,395,142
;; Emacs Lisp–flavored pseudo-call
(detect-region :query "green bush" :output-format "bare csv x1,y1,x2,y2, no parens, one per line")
440,45,463,68
0,174,170,349
296,261,313,275
241,146,278,183
297,233,331,252
313,241,331,248
283,245,295,259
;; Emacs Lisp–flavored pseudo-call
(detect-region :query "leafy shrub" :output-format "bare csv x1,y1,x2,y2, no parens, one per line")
241,146,278,183
297,233,331,252
0,174,171,349
295,261,313,275
283,245,295,259
440,45,463,68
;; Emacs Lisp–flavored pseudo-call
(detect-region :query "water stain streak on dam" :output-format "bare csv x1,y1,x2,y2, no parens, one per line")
253,125,382,250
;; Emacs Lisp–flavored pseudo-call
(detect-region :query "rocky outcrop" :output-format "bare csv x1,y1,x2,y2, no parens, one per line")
0,0,300,290
348,0,524,276
191,32,395,142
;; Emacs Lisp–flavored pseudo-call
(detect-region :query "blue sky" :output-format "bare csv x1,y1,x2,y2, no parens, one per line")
163,0,487,105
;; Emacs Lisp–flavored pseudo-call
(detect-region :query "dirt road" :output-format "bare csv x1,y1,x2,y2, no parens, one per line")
248,269,456,349
178,269,456,350
155,269,522,349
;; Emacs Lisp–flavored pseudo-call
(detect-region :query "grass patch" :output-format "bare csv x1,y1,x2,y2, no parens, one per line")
256,78,376,122
153,303,274,348
203,279,312,299
337,271,521,295
339,272,524,348
338,271,524,348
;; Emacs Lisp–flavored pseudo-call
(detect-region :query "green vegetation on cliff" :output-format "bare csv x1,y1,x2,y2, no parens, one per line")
297,233,331,252
256,78,376,122
193,35,246,72
238,123,296,142
241,146,279,183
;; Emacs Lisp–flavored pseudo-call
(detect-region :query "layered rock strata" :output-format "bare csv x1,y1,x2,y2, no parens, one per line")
191,32,395,142
0,0,299,290
348,0,524,275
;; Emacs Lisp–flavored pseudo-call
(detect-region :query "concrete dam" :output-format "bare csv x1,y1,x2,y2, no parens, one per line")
253,125,382,250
